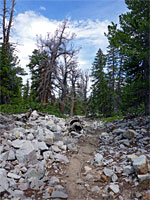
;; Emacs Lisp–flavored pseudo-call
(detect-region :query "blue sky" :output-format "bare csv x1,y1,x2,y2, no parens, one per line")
15,0,127,22
12,0,128,83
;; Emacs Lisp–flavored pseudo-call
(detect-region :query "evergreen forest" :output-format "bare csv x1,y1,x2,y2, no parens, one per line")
0,0,150,119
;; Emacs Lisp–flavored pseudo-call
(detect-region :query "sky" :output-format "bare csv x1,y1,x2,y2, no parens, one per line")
11,0,128,84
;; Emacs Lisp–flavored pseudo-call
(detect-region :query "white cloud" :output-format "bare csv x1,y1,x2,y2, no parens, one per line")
40,6,46,11
12,11,109,84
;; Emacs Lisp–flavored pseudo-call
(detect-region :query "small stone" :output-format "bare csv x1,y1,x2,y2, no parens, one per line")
54,153,69,164
49,176,59,185
91,186,100,192
8,150,16,161
101,174,107,182
93,153,103,166
38,141,48,151
123,129,134,139
85,174,93,181
109,183,120,193
51,191,68,199
123,165,134,175
132,155,148,174
7,173,21,180
137,173,150,182
112,174,118,182
103,168,114,177
84,166,92,173
51,145,61,153
27,134,34,140
0,168,9,191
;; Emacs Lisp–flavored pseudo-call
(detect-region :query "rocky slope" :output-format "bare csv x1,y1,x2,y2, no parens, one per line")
0,111,149,200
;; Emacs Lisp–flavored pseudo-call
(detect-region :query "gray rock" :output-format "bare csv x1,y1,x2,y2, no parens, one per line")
11,189,25,198
91,186,100,192
12,127,25,139
54,153,69,164
49,176,60,185
112,173,118,182
123,165,134,175
109,183,120,193
11,139,26,148
38,141,48,151
8,150,16,161
51,191,68,199
7,173,21,180
137,173,150,182
0,151,9,161
16,141,37,164
122,129,134,139
51,145,61,153
29,110,39,120
26,167,44,179
43,151,53,160
93,153,103,166
132,155,148,174
103,168,114,177
85,174,93,181
27,133,34,140
18,183,29,190
0,168,9,191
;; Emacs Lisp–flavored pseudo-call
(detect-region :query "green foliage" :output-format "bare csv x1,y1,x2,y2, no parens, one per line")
101,115,123,123
89,0,149,117
0,101,66,118
0,43,26,104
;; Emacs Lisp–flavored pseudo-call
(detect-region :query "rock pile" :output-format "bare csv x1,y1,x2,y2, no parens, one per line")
89,116,150,199
0,112,149,200
0,111,87,200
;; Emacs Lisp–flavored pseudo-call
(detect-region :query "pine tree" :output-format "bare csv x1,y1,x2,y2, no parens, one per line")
116,0,150,115
89,49,109,116
0,43,25,104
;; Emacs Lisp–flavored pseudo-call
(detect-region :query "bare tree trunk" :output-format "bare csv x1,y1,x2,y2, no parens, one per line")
3,0,6,44
70,86,75,116
2,0,15,45
6,0,15,43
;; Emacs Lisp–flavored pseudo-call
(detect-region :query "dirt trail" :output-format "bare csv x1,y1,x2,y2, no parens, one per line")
65,131,102,200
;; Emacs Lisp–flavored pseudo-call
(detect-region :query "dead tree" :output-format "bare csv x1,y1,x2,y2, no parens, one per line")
69,63,80,116
55,44,78,114
36,21,76,107
79,70,89,116
2,0,15,45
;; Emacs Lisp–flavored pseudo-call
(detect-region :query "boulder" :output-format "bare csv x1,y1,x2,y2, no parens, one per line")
0,168,9,191
16,141,37,164
132,155,148,174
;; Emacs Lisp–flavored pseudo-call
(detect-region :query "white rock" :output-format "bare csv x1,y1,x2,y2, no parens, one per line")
132,155,148,174
138,173,150,182
27,134,34,140
94,153,103,166
8,150,16,161
51,145,61,153
109,183,120,193
104,168,114,177
84,166,92,173
112,174,118,182
7,173,21,180
0,169,9,191
11,139,26,148
38,141,48,151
